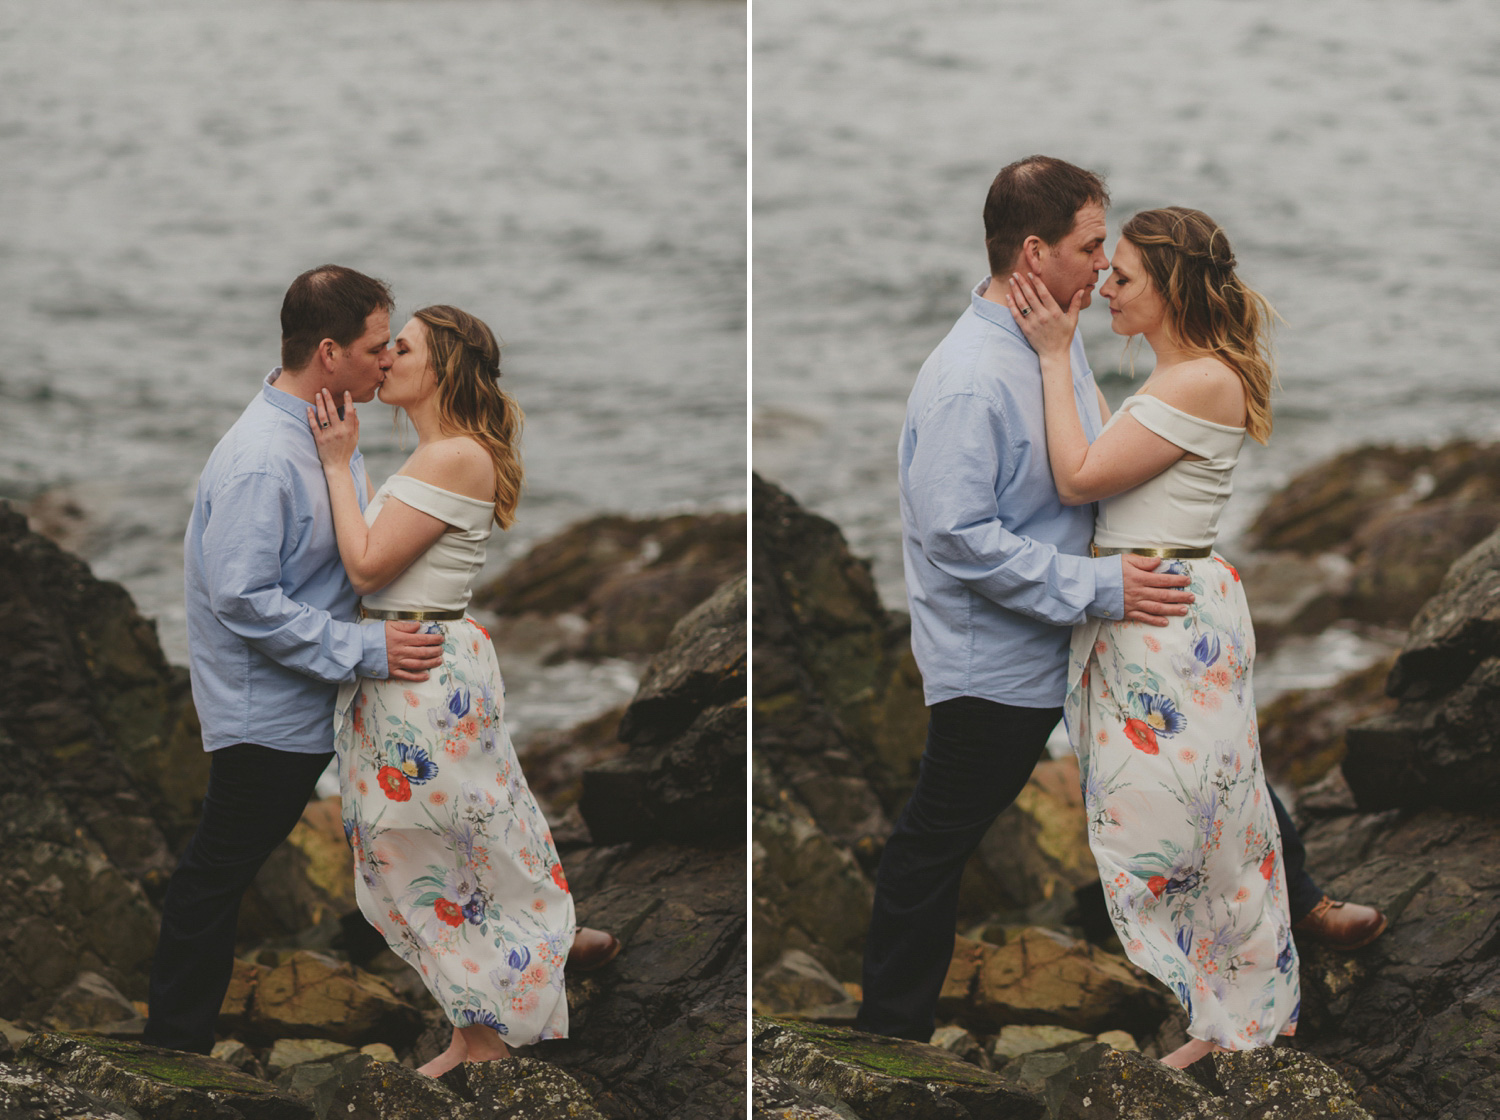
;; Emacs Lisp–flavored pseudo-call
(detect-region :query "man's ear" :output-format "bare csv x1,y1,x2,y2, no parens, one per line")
1022,236,1046,271
317,337,339,372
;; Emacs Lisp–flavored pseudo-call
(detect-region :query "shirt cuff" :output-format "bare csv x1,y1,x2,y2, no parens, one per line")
1088,555,1125,620
359,621,389,679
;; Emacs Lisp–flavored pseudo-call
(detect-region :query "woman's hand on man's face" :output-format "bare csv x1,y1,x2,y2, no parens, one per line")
307,387,360,468
1006,271,1082,363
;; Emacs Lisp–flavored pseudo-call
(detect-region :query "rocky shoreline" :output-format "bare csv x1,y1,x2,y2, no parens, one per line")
753,438,1500,1120
0,502,746,1120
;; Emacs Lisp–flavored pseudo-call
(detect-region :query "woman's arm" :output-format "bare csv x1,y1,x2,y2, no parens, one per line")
309,389,448,596
1007,273,1185,505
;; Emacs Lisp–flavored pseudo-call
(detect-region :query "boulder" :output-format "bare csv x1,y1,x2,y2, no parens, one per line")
753,950,854,1017
1287,807,1500,1119
989,1024,1093,1062
326,1057,471,1120
440,1057,607,1118
44,973,140,1033
752,1016,1044,1120
962,757,1097,918
578,576,745,844
264,1037,355,1077
247,951,422,1047
753,475,925,815
1244,441,1500,635
18,1032,313,1120
937,929,1168,1036
1053,1045,1372,1120
1344,526,1500,812
533,843,745,1120
473,512,745,660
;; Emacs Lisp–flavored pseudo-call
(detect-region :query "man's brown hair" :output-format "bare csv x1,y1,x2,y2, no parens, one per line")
983,156,1109,278
280,265,394,371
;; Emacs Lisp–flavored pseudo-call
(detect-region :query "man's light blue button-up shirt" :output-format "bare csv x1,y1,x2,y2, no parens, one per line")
899,279,1125,708
185,370,389,754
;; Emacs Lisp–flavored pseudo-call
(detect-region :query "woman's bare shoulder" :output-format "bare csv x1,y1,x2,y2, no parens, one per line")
1145,357,1246,428
401,436,495,500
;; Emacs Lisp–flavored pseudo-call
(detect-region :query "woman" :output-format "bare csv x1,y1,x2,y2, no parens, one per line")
1006,207,1297,1067
307,305,619,1077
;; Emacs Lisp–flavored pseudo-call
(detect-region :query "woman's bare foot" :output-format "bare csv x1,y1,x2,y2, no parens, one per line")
459,1023,511,1063
569,927,622,971
416,1027,467,1077
1160,1037,1223,1068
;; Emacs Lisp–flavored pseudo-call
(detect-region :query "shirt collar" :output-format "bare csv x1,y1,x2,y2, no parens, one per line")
261,368,314,422
970,276,1028,341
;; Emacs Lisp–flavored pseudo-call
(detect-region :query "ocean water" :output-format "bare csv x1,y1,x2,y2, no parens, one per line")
1,0,746,734
754,0,1500,623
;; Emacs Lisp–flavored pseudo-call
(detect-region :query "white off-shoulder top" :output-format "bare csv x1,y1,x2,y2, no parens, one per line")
360,474,496,613
1091,393,1247,551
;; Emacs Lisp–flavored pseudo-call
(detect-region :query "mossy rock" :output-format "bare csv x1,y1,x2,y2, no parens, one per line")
753,1016,1043,1119
18,1032,314,1120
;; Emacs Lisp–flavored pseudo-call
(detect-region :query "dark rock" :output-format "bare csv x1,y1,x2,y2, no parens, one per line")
753,1016,1044,1120
0,1060,144,1119
18,1032,314,1120
516,704,631,815
1052,1044,1372,1119
1290,809,1500,1118
439,1057,606,1118
474,512,745,660
535,843,744,1120
752,950,853,1017
1344,527,1500,813
327,1059,472,1120
578,576,745,844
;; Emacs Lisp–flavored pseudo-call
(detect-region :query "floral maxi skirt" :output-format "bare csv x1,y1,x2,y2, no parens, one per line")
1064,554,1299,1049
333,617,575,1045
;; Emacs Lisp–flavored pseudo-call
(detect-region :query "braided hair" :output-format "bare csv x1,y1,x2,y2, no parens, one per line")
1121,207,1277,444
412,305,525,528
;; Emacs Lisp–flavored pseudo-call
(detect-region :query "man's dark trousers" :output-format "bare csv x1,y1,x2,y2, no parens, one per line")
143,743,333,1054
856,697,1059,1040
854,696,1322,1042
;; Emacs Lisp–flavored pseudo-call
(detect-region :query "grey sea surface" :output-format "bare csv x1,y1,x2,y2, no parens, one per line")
754,0,1500,702
2,0,746,738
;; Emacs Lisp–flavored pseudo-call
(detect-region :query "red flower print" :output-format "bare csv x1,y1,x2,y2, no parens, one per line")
434,898,464,927
429,791,447,805
403,690,421,708
377,767,411,802
551,863,570,893
1147,875,1167,898
1143,635,1161,653
472,620,491,640
1125,718,1159,755
1216,556,1240,581
1259,851,1277,881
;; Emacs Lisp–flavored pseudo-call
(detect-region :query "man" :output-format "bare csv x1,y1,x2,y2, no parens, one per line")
143,265,447,1054
855,157,1385,1042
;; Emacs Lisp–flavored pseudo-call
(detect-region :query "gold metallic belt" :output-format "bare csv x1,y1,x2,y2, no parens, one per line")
1090,543,1213,559
359,606,466,621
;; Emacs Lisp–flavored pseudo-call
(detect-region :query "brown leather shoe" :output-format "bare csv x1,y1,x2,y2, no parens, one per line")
569,927,622,971
1293,896,1388,951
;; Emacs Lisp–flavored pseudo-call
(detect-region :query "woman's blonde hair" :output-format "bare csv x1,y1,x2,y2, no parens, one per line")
413,304,524,528
1122,207,1277,444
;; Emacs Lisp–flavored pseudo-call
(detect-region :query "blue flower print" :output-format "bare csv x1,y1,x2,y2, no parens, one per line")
1276,934,1295,974
462,894,487,926
1174,980,1194,1020
448,687,471,720
396,742,438,784
1139,693,1186,737
1192,633,1221,668
461,1009,508,1034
